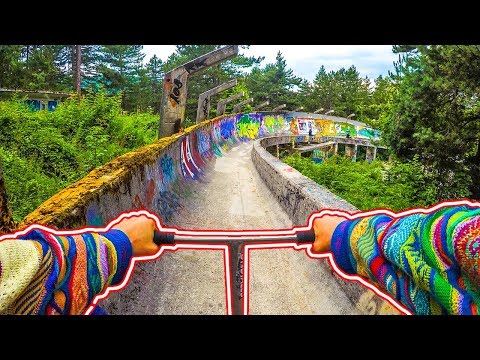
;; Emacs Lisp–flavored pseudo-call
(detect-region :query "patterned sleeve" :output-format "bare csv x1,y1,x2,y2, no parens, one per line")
330,205,480,315
0,228,132,315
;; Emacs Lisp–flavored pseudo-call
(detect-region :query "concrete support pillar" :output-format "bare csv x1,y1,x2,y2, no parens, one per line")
345,144,355,160
216,92,244,116
276,144,280,158
366,146,376,163
196,79,237,123
158,45,238,138
232,98,254,113
333,143,338,155
254,100,270,111
272,104,287,112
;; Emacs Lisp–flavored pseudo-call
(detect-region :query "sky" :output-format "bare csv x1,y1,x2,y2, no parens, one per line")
142,45,398,82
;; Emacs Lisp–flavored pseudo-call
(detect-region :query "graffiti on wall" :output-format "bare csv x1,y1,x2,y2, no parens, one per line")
202,97,209,117
154,191,183,222
314,119,336,136
356,126,381,141
168,76,183,107
220,118,236,140
335,123,357,137
181,135,202,180
86,202,103,226
263,116,286,135
160,154,176,192
83,111,382,228
289,118,299,135
196,129,213,159
236,114,260,139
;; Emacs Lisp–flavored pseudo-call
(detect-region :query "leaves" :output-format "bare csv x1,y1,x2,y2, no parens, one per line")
386,45,480,200
0,92,158,221
283,154,438,211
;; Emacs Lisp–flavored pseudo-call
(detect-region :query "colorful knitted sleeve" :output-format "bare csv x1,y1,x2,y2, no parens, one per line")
0,228,132,315
330,205,480,315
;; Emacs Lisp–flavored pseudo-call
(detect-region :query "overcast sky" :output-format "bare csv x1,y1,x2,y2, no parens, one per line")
142,45,398,82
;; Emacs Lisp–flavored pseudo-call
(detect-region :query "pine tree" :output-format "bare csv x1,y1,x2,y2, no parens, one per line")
245,51,302,110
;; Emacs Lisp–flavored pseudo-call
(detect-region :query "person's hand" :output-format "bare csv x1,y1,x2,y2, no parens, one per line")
312,215,346,253
113,215,159,256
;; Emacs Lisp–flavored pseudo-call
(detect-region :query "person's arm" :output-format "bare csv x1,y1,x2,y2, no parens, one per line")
0,215,158,315
313,206,480,315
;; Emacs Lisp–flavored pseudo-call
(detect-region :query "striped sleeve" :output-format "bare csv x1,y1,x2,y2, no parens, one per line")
329,205,480,315
1,228,132,315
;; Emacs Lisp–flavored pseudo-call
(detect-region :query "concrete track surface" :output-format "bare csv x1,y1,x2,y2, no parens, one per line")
102,142,361,315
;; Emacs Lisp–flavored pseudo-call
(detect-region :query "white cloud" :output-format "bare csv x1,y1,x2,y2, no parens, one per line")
142,45,397,82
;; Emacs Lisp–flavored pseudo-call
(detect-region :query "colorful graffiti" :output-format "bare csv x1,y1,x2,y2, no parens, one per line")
237,114,260,139
357,126,381,141
181,135,203,180
154,191,182,222
289,118,299,135
314,119,336,136
220,118,236,140
81,111,382,230
263,116,285,135
86,203,103,226
160,154,176,192
335,123,357,137
196,129,212,159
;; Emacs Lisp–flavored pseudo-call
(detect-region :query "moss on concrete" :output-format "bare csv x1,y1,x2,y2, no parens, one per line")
19,119,216,230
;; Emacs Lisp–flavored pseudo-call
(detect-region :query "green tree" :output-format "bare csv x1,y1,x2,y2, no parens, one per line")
245,51,302,110
299,65,372,121
387,45,480,200
95,45,145,110
365,75,397,132
132,54,164,113
0,45,24,89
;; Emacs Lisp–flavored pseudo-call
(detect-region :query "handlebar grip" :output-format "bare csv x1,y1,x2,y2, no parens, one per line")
296,229,316,243
153,230,175,245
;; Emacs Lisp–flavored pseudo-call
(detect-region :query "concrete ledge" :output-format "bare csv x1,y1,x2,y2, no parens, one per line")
20,119,212,229
252,136,358,225
251,136,399,315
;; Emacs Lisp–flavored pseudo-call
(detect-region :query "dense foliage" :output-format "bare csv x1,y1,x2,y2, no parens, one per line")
384,46,480,201
283,154,438,211
0,89,158,221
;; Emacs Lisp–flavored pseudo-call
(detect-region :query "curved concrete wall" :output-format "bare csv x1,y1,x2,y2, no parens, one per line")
22,112,292,229
19,111,396,315
251,136,398,314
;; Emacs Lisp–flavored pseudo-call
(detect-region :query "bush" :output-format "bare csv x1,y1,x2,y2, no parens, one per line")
0,90,159,221
283,154,438,211
0,147,66,222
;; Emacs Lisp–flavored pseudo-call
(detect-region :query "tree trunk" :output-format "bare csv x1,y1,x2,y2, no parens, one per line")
76,45,82,100
0,161,16,234
469,139,480,199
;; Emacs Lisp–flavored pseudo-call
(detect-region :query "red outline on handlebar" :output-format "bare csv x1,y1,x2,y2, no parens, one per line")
2,199,478,315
